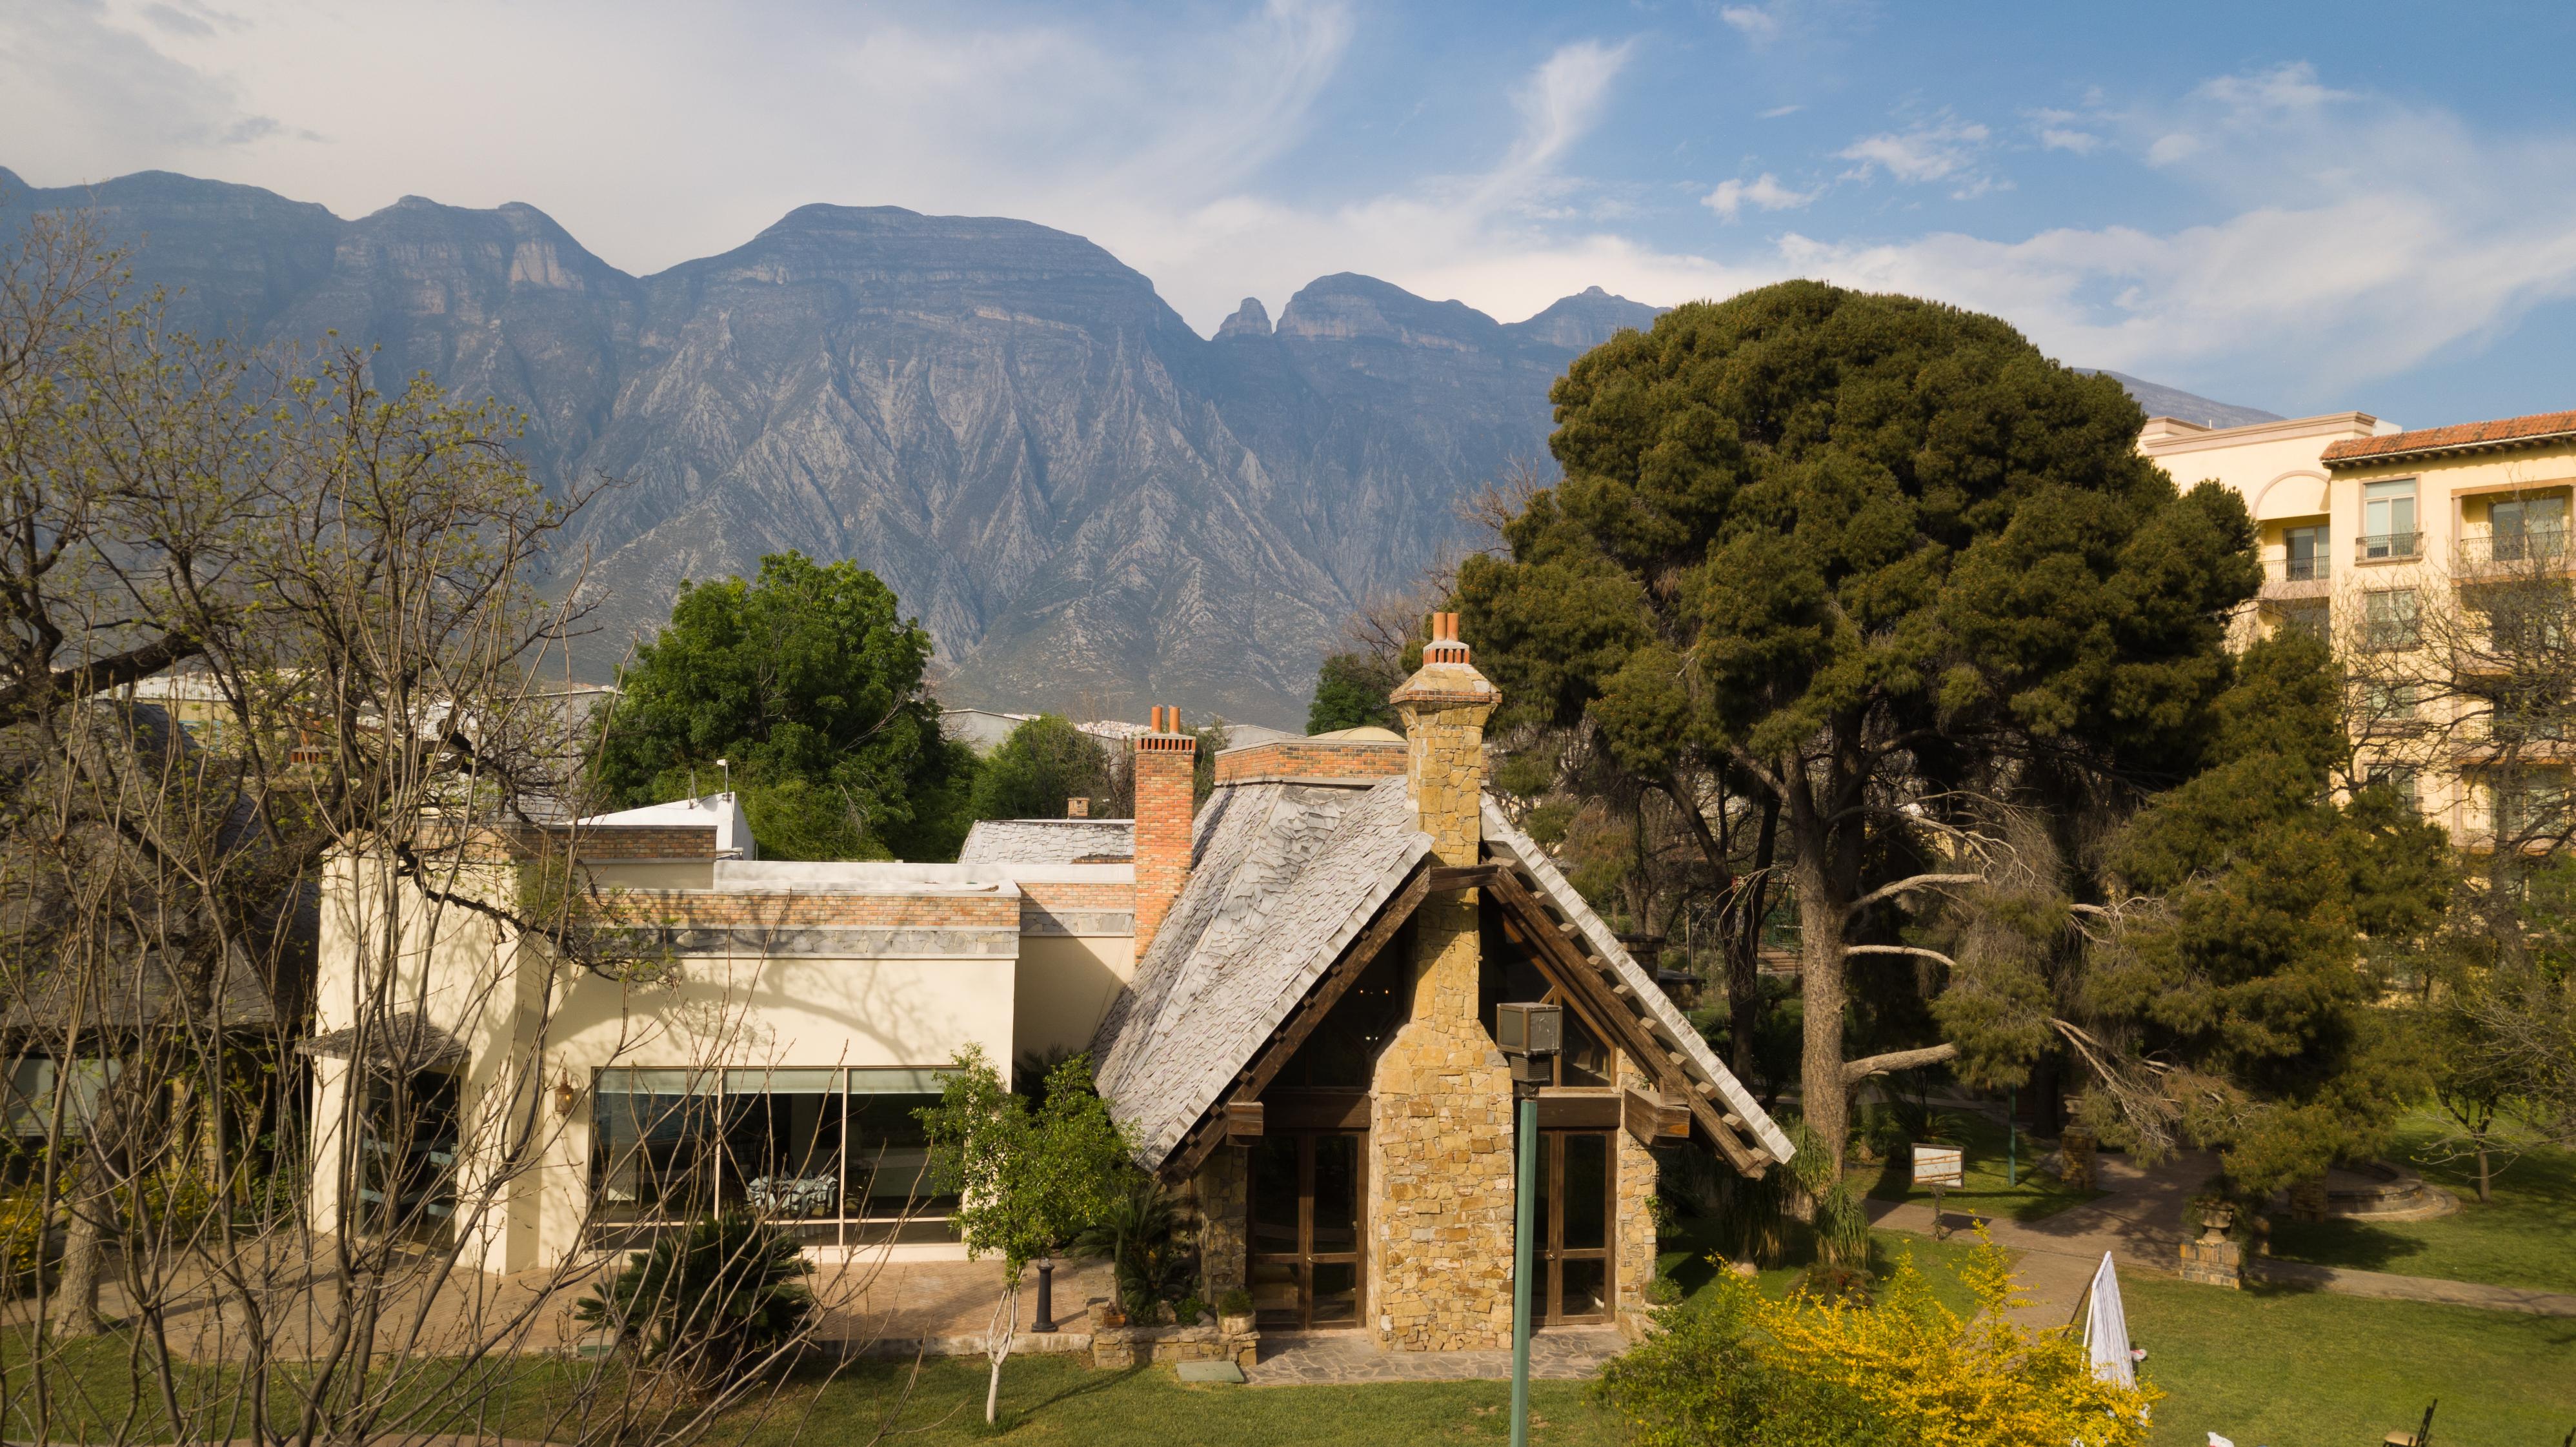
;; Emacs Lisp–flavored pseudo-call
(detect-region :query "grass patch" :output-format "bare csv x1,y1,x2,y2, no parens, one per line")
710,1355,1627,1446
2266,1114,2576,1295
2126,1274,2576,1446
1857,1102,2102,1224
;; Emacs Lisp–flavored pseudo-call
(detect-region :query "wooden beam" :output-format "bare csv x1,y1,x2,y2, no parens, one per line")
1262,1090,1369,1130
1224,1100,1265,1141
1162,865,1431,1183
1621,1086,1690,1145
1487,871,1767,1177
1534,1091,1620,1129
1427,864,1502,891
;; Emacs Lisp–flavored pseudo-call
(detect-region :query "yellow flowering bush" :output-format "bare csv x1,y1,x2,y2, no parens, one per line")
1597,1233,2157,1447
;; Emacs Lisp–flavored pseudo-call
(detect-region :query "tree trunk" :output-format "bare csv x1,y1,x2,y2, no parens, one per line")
984,1272,1020,1424
1792,849,1849,1183
2475,1140,2492,1204
1727,798,1780,1079
52,1186,112,1337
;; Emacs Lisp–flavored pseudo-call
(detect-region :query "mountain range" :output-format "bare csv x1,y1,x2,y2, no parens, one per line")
0,167,2268,726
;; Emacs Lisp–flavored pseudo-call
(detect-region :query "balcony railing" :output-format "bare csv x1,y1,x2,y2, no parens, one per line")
2356,531,2423,563
2456,528,2571,577
2261,554,2331,597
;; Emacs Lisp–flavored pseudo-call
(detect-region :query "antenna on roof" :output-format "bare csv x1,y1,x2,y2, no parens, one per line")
716,757,731,796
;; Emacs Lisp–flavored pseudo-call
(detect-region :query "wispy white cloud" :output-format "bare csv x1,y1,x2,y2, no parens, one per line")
1703,172,1820,221
1758,103,1802,119
1718,5,1781,43
1836,115,1998,196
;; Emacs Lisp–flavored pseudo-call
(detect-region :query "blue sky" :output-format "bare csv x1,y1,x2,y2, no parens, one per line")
8,0,2575,425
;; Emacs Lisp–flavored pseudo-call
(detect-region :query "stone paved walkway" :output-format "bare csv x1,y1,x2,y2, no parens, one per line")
1244,1327,1625,1385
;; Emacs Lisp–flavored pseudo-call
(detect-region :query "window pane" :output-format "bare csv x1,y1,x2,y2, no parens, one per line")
1561,1133,1609,1251
1250,1260,1302,1325
1558,1258,1609,1319
847,1090,944,1216
1248,1135,1302,1256
849,1068,953,1095
1311,1135,1360,1253
593,1084,721,1222
727,1069,841,1094
1311,1260,1359,1324
724,1089,844,1222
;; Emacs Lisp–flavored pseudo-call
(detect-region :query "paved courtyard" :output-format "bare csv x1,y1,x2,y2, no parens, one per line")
1244,1326,1626,1385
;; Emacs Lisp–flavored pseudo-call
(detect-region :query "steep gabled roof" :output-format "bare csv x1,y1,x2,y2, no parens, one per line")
1480,800,1795,1166
1089,780,1795,1174
1090,779,1425,1166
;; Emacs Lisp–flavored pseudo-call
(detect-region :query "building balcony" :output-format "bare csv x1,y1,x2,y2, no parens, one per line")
2355,531,2423,564
2454,529,2573,581
2261,555,2331,598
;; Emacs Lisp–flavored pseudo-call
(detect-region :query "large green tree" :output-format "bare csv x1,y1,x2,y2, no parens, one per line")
1307,651,1400,734
593,551,973,860
1459,281,2260,1172
1940,631,2450,1193
967,713,1111,822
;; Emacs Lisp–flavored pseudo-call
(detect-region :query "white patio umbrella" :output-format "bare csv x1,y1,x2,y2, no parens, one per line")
2079,1251,2137,1388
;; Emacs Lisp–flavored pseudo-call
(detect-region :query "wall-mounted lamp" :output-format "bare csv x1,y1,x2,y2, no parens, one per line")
554,1069,578,1116
1494,1001,1563,1095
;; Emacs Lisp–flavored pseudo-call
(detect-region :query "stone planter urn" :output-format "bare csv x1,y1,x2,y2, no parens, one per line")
2197,1202,2237,1242
1218,1310,1254,1336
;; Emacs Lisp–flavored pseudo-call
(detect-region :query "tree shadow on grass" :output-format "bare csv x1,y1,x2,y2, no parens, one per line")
2265,1219,2433,1274
1013,1361,1151,1417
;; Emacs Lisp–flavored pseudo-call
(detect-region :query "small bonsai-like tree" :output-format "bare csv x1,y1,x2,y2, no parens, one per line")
574,1214,816,1395
918,1046,1129,1424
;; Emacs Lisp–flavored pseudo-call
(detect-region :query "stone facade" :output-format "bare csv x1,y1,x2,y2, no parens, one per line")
1369,613,1516,1351
1191,1148,1249,1296
1613,1062,1662,1337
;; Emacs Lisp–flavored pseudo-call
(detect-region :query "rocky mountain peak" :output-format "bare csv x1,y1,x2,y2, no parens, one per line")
1216,296,1273,339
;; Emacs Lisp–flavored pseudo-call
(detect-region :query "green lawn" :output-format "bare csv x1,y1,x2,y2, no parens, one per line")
2266,1115,2576,1295
1857,1102,2103,1224
2128,1275,2576,1447
714,1355,1627,1446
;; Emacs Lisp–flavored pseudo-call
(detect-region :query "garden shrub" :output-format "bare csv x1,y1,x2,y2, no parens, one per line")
574,1215,815,1390
1596,1239,2157,1447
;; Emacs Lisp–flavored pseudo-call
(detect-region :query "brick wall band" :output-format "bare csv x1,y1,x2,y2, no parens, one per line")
1213,739,1406,786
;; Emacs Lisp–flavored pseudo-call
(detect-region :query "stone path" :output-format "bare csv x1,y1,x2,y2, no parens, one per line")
2248,1258,2576,1316
1243,1327,1625,1385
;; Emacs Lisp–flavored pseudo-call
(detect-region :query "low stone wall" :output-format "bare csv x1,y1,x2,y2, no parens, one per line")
1088,1321,1259,1370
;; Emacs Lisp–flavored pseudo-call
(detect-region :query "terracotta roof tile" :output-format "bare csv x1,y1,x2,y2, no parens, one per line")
2322,409,2576,467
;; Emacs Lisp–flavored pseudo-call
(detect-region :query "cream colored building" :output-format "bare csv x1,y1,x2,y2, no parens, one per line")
2141,407,2576,842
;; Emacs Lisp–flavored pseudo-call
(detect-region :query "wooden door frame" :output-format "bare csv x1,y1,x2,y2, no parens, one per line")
1538,1127,1616,1325
1247,1129,1369,1330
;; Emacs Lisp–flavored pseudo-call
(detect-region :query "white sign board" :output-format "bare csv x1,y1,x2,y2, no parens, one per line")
1911,1146,1965,1188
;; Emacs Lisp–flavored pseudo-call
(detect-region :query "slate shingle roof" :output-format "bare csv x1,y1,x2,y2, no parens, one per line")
1089,779,1795,1172
1091,779,1425,1166
958,818,1136,865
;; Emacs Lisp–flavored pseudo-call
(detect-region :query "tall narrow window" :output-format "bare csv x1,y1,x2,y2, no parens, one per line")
2282,523,2328,582
2361,480,2419,560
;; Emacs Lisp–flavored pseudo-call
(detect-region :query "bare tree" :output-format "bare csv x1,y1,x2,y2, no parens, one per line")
0,208,918,1447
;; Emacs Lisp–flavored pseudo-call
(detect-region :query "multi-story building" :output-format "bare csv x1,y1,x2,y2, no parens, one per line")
2140,407,2576,844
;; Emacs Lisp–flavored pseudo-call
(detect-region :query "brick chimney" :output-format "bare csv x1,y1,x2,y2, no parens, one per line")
1131,705,1198,961
1371,611,1509,1351
1067,796,1090,818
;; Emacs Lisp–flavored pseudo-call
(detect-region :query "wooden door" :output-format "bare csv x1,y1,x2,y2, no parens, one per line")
1533,1129,1615,1324
1247,1131,1366,1328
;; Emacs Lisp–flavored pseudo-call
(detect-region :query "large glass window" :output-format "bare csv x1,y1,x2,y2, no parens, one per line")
2360,480,2419,560
2362,589,2421,652
2491,494,2568,562
591,1066,953,1247
359,1070,460,1246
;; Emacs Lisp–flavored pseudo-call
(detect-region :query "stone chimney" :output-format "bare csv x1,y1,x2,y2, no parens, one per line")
1371,611,1511,1351
1066,796,1090,818
1131,705,1198,961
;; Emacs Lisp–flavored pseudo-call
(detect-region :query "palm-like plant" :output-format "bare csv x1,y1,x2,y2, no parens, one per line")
574,1215,815,1390
1074,1172,1192,1320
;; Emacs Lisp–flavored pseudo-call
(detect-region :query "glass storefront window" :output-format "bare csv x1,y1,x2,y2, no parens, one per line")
590,1065,953,1246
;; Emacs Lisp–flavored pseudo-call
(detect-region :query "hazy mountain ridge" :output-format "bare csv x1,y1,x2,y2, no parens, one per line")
3,166,2251,724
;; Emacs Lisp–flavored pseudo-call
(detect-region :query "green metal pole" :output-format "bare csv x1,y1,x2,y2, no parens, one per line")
1511,1093,1537,1447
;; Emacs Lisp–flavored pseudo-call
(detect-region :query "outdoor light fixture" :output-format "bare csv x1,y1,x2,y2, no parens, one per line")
1493,1000,1563,1447
553,1069,578,1117
1495,1001,1563,1092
